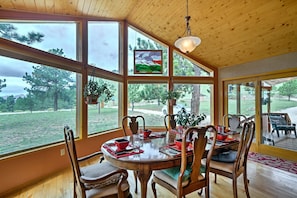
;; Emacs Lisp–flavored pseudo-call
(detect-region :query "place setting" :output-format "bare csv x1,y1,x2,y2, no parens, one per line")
159,138,193,157
102,138,144,158
138,129,166,140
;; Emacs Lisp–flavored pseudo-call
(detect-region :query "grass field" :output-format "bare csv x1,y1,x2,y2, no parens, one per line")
1,98,297,156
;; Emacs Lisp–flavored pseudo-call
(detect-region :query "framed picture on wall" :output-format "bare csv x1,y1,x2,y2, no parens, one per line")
134,50,163,74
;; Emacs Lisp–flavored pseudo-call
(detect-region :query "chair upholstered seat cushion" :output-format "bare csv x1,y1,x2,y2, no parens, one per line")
86,180,130,198
81,161,120,188
161,165,192,182
211,150,237,163
161,164,206,182
209,159,234,173
154,170,190,187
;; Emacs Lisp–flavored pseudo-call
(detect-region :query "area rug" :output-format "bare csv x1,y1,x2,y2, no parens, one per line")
248,152,297,174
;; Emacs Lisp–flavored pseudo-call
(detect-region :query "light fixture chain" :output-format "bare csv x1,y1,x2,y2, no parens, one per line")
185,0,191,36
174,0,201,53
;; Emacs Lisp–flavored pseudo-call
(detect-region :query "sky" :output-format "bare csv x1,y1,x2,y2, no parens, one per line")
0,22,135,96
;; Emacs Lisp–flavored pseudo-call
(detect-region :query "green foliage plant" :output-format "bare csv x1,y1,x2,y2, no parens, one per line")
83,79,114,103
161,90,182,104
176,107,206,128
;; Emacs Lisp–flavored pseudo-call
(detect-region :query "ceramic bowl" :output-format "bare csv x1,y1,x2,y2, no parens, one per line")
143,129,152,138
114,139,129,150
217,133,228,141
175,139,191,150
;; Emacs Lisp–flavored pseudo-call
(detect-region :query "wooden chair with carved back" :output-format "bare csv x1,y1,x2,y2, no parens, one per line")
63,126,131,198
122,115,145,136
121,115,145,193
164,113,178,132
205,121,255,198
151,125,217,198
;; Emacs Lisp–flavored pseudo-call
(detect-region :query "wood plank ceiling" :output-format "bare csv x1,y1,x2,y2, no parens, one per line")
0,0,297,68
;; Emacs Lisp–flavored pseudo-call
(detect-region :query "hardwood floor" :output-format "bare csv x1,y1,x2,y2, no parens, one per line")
6,159,297,198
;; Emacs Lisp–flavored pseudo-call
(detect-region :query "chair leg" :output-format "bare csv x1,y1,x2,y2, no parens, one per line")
214,173,217,183
198,188,203,195
232,177,238,198
73,180,77,198
151,179,157,198
276,129,280,137
243,169,251,198
205,186,210,198
133,171,138,193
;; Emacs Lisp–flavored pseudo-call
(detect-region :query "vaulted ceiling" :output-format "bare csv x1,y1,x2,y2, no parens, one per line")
1,0,297,68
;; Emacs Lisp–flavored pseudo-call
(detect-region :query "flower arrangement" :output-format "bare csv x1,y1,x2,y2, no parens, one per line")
176,107,206,128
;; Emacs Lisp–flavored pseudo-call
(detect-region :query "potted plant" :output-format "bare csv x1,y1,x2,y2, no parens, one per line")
83,79,114,104
161,90,182,105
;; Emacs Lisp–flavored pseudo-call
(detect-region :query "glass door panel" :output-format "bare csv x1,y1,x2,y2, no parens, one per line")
261,77,297,151
226,82,256,136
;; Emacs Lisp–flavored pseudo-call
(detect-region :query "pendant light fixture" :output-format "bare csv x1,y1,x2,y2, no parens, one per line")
174,0,201,54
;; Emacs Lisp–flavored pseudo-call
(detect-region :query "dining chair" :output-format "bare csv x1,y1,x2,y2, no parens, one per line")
122,115,145,136
63,126,131,198
164,113,178,132
121,115,145,193
223,114,247,132
206,120,255,198
151,125,218,198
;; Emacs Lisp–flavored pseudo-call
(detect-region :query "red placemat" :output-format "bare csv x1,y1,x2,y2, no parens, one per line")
103,143,144,158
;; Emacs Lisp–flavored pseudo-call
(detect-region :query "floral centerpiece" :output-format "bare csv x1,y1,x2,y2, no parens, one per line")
176,107,206,129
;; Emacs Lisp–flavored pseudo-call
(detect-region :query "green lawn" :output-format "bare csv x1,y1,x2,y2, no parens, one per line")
1,97,296,156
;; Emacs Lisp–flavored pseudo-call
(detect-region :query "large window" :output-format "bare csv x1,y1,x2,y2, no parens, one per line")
0,22,77,61
173,51,212,77
0,15,215,157
88,77,120,135
127,26,168,76
88,22,120,73
0,56,77,156
127,83,167,127
173,83,213,125
227,82,256,117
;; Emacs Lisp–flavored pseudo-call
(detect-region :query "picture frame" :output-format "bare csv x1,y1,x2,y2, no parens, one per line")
134,50,163,74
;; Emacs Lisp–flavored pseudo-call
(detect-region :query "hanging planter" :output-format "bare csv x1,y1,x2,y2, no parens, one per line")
161,90,182,106
169,99,177,106
83,78,113,105
85,95,99,105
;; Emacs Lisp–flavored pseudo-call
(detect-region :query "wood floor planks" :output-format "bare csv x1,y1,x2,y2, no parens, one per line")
5,160,297,198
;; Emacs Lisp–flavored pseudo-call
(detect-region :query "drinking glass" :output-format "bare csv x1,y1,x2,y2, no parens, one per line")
132,134,142,152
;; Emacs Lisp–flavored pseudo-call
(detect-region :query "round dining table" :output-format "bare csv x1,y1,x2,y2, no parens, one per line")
101,131,239,198
101,132,182,198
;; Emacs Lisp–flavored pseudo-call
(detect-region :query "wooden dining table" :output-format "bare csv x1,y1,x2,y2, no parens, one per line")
101,131,239,198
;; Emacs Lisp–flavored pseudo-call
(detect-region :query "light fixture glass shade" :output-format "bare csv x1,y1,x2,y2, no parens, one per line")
174,36,201,53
